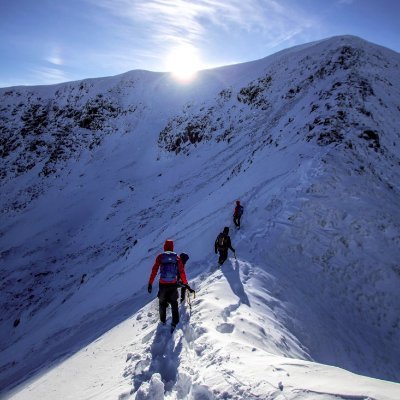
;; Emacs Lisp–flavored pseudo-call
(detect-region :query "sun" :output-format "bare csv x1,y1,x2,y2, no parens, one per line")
165,45,201,82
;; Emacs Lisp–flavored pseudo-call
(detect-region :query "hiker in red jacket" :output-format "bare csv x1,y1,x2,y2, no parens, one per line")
233,200,244,229
148,240,193,331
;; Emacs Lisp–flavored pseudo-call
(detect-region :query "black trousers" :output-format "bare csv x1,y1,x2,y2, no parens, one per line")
157,283,179,326
233,215,241,228
218,248,228,265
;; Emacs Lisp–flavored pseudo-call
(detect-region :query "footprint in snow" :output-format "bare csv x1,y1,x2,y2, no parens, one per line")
242,264,250,277
126,353,141,362
142,329,155,344
222,302,240,321
216,323,235,334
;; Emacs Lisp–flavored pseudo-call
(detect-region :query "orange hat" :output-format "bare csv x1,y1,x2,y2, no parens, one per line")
164,240,174,251
236,200,241,205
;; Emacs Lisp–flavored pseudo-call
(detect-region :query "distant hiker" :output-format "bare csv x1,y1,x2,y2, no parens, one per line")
178,253,190,303
214,227,236,266
148,240,194,331
233,200,244,229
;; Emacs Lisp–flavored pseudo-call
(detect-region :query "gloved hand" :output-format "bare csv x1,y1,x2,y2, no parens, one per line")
147,283,152,293
185,284,195,294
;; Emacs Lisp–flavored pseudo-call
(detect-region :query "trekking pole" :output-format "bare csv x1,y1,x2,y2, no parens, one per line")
187,288,196,316
187,291,192,315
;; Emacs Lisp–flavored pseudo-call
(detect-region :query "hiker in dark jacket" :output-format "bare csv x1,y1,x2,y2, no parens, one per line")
233,200,244,229
178,253,190,303
214,227,236,266
148,240,193,331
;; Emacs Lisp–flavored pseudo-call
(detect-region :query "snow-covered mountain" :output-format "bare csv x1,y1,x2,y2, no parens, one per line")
1,35,400,399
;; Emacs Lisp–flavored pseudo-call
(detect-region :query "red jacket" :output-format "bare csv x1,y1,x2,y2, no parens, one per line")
234,201,243,217
148,240,188,285
148,253,188,285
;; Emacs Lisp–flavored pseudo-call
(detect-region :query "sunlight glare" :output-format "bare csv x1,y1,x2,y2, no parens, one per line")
166,45,201,82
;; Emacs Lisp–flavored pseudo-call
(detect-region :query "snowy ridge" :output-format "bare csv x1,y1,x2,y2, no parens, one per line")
1,35,400,398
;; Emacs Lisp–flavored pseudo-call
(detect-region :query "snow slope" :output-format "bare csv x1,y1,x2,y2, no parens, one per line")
1,35,400,399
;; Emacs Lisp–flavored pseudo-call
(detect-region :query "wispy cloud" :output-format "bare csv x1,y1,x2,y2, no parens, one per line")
0,66,69,88
31,66,69,85
45,48,64,66
86,0,316,68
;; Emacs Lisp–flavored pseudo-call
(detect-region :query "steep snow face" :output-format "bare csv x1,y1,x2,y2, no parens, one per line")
1,35,400,398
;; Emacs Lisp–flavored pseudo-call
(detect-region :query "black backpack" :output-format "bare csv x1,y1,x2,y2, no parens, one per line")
217,233,227,249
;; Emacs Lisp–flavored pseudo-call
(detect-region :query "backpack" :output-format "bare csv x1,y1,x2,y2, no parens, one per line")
236,205,244,216
180,252,189,264
177,253,189,282
217,233,227,249
160,251,178,283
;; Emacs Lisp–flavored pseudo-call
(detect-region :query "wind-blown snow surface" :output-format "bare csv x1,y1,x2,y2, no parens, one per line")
1,35,400,399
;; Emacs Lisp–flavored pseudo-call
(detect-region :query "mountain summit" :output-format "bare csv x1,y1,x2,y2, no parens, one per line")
1,35,400,399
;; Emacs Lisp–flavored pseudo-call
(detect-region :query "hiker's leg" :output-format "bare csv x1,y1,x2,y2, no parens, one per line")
170,299,179,326
219,249,228,265
159,299,167,323
158,285,168,323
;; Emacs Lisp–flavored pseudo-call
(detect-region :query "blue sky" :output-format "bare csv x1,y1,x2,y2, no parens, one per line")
0,0,399,87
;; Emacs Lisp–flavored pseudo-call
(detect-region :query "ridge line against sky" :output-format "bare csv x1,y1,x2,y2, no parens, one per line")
0,0,399,88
